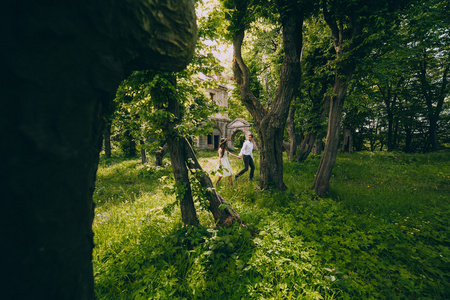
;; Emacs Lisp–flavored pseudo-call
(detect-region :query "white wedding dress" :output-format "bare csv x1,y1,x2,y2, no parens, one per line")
216,149,233,177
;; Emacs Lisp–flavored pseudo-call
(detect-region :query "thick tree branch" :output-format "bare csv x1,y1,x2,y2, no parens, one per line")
322,0,340,50
266,10,303,123
233,29,267,122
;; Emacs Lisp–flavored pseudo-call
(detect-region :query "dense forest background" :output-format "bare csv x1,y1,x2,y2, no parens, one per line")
100,0,450,229
106,0,449,161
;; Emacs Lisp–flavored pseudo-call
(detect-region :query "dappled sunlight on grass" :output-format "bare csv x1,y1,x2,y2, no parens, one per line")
93,150,449,299
327,151,450,217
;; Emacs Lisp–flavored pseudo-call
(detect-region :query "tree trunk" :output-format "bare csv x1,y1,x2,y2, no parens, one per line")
286,105,297,160
183,138,241,226
382,86,394,152
354,128,363,151
167,136,199,226
258,119,288,190
232,9,303,190
155,143,169,166
123,130,137,157
428,116,439,152
140,140,148,164
387,109,394,151
296,91,329,162
104,121,112,157
404,126,413,153
265,73,274,110
282,140,290,153
312,73,352,197
151,73,200,227
312,3,361,197
341,128,353,153
296,132,317,162
377,77,403,152
419,61,448,152
151,70,242,227
312,134,324,155
393,118,399,150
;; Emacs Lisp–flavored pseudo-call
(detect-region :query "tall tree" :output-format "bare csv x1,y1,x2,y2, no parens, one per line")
418,60,449,151
224,0,304,190
408,0,450,151
312,0,408,197
293,16,334,162
150,73,199,225
375,75,406,152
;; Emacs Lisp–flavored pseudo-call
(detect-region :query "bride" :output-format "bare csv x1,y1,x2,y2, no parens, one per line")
215,138,240,186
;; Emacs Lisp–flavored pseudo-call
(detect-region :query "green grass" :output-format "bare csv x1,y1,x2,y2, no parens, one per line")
93,150,450,299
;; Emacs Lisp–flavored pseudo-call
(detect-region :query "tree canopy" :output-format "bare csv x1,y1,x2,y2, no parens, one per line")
108,0,449,199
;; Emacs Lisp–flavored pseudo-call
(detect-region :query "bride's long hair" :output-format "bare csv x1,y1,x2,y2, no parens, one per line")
218,139,228,158
218,143,228,158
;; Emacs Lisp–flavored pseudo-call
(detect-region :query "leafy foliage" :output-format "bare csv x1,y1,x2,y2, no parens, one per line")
109,0,229,157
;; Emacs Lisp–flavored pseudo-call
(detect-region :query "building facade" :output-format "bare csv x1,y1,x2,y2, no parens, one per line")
194,82,256,151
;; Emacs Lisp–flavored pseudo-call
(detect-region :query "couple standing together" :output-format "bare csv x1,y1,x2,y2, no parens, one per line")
215,134,255,186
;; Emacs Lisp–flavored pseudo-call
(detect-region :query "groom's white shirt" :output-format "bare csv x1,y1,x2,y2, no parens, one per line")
239,140,254,158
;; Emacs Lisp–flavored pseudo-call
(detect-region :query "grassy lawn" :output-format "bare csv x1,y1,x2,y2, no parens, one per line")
93,150,449,299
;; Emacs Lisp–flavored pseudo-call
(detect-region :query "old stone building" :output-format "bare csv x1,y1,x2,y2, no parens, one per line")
194,77,256,151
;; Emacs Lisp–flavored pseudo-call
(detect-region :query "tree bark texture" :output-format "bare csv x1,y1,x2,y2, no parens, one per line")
404,126,413,152
0,1,196,298
232,9,303,190
257,124,288,189
124,130,137,157
341,128,353,153
151,73,200,227
155,143,169,166
312,3,360,197
377,77,403,152
151,72,241,227
312,135,324,155
386,84,399,152
286,105,297,160
140,140,148,164
296,132,317,161
167,137,199,226
312,72,353,197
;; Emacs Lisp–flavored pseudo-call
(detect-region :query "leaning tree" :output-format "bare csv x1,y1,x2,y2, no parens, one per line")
147,72,242,227
109,1,243,227
312,0,410,197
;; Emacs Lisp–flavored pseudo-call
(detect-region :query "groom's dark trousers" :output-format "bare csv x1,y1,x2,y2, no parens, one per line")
236,154,254,180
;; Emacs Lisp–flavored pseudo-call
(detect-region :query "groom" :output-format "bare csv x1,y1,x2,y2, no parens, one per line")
235,133,255,181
